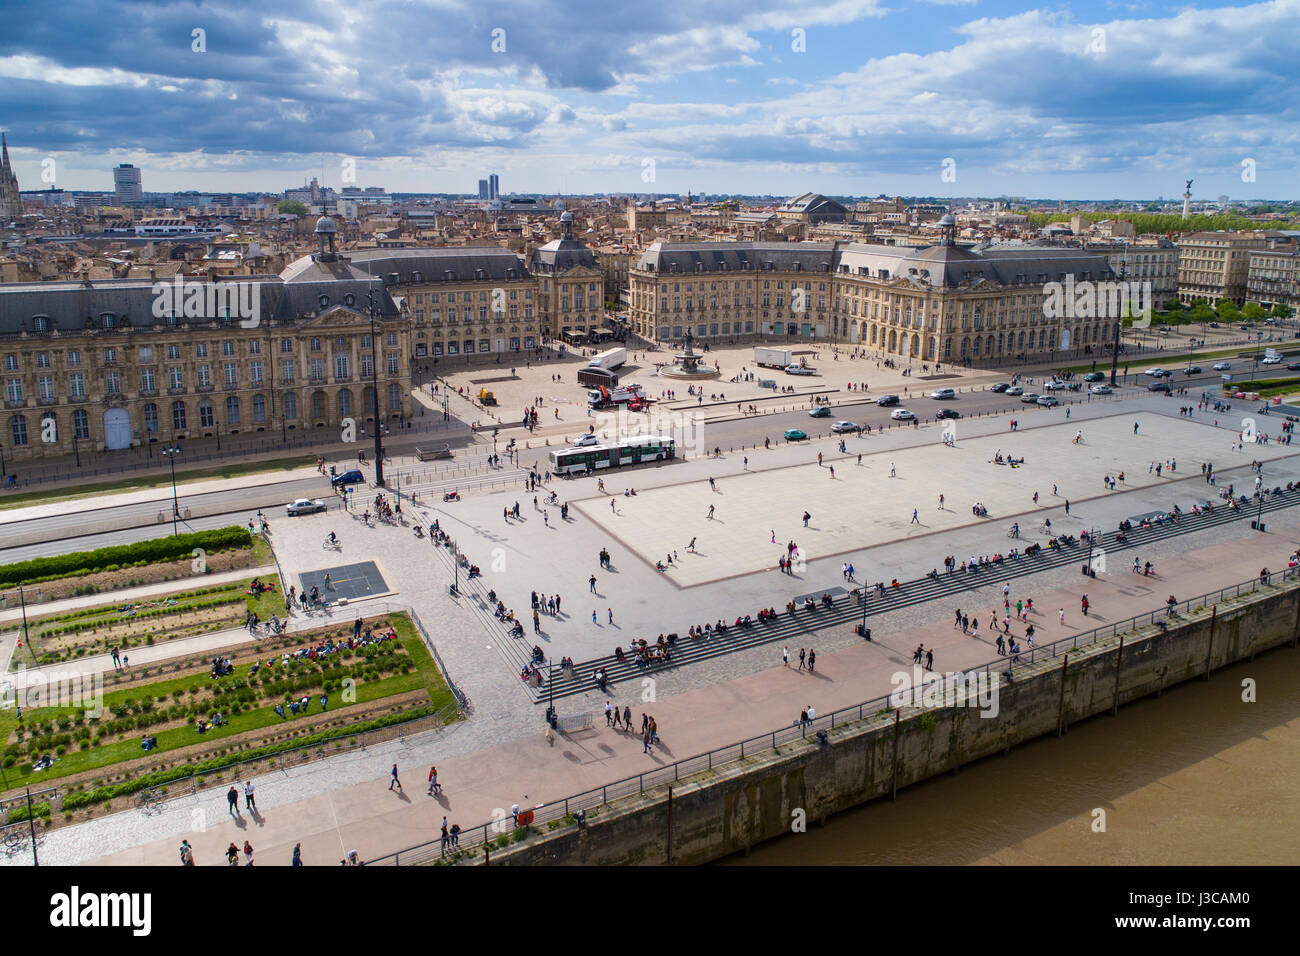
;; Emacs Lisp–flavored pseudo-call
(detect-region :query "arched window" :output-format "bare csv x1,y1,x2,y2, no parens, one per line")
72,408,90,440
9,415,27,446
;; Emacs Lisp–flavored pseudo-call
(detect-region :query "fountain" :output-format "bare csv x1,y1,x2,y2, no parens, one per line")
658,329,721,380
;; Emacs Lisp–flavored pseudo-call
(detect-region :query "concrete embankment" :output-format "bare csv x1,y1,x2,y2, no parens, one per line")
483,580,1300,865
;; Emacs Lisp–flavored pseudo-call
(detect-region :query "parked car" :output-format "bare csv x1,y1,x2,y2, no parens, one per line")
330,469,365,487
1287,363,1300,371
808,406,832,418
573,433,600,446
1212,361,1232,371
1183,366,1202,374
831,420,860,433
929,387,957,400
785,364,816,376
1083,372,1106,382
890,408,916,421
1043,380,1066,391
1148,381,1173,393
783,428,808,441
285,498,326,516
1036,395,1061,407
1262,355,1283,365
1005,386,1024,396
1144,367,1167,377
1209,321,1221,328
935,408,961,420
990,382,1011,392
1020,392,1040,403
1090,384,1113,394
876,394,901,406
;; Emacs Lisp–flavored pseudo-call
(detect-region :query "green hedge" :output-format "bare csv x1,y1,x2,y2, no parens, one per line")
0,527,252,588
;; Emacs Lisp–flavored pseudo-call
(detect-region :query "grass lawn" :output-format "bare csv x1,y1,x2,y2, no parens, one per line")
0,455,320,512
0,611,454,792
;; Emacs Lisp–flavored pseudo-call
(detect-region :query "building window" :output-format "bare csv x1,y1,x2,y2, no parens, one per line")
338,390,352,417
197,365,211,388
312,392,325,419
388,382,401,411
252,393,266,422
36,352,51,368
141,368,155,391
143,403,158,433
226,396,240,425
171,401,187,431
310,337,321,352
249,360,263,385
33,316,49,333
248,340,261,355
69,372,85,398
387,353,399,375
195,343,207,358
169,367,184,390
10,415,28,446
281,338,293,353
334,354,350,379
223,363,238,386
67,350,81,367
38,376,55,401
106,371,121,394
283,392,298,420
199,402,215,428
72,408,89,440
360,354,373,378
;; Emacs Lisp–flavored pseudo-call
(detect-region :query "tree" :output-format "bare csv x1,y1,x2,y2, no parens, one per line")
1188,302,1215,325
1242,301,1268,322
277,199,307,216
1215,298,1240,321
1271,302,1294,319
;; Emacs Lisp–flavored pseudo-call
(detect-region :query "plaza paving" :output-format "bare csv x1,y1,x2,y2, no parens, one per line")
576,411,1295,587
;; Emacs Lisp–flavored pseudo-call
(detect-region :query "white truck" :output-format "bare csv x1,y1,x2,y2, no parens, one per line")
754,346,794,369
588,347,627,371
587,383,647,408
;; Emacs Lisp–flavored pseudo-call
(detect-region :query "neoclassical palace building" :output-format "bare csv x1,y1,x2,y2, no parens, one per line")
0,220,411,462
628,216,1120,363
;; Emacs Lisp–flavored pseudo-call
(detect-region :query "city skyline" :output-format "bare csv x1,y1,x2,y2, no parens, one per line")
0,0,1297,199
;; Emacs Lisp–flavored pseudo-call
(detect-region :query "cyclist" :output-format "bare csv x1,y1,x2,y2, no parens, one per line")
326,531,338,547
323,573,332,591
1010,522,1019,538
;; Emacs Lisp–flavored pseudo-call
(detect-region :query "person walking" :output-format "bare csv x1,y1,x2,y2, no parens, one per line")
226,842,240,866
1059,607,1066,626
1081,594,1090,617
808,650,816,673
911,508,919,524
797,648,806,671
243,840,255,866
1064,499,1070,516
890,462,897,477
244,780,256,812
913,643,925,663
643,729,652,754
608,607,614,624
227,785,239,816
179,840,195,866
938,494,944,510
589,574,597,593
925,648,934,671
440,817,450,855
292,843,303,867
782,646,789,668
389,763,402,791
428,765,441,795
623,705,632,731
605,700,613,726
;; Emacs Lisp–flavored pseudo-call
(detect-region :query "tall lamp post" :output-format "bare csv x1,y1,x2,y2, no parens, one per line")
366,283,386,487
161,444,181,536
1109,243,1130,387
18,582,37,664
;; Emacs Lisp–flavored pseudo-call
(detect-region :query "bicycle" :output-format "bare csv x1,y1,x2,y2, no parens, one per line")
137,787,165,815
322,537,342,551
1006,527,1020,539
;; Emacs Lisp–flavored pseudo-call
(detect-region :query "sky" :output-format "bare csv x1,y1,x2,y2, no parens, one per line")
1,0,1297,200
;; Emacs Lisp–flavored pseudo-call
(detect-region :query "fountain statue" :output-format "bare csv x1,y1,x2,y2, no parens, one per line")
658,328,720,380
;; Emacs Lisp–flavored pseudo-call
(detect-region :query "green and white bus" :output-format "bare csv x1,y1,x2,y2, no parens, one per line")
548,435,676,475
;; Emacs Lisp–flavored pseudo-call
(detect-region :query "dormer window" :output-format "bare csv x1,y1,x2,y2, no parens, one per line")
32,315,49,333
344,293,355,308
318,294,330,309
100,312,116,329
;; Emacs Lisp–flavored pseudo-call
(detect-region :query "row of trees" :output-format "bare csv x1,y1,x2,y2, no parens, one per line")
1021,210,1299,235
1122,298,1294,328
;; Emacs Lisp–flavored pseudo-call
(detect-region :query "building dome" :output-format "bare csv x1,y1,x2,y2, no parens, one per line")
937,213,956,227
560,210,573,222
315,216,338,233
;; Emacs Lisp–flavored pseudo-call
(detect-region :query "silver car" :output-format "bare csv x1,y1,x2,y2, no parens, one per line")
286,498,326,516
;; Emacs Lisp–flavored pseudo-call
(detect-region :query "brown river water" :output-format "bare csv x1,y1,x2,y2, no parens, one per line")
722,647,1300,865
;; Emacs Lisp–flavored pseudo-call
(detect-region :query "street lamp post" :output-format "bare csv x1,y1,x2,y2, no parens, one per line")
366,284,386,487
18,582,36,664
162,445,181,536
1109,245,1129,387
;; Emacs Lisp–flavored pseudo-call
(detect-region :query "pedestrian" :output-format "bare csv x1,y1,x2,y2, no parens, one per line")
389,763,402,791
688,537,697,552
938,494,944,510
244,780,256,812
1081,594,1089,616
624,705,632,730
783,646,789,667
808,650,816,673
605,700,613,726
913,643,924,663
1059,608,1065,626
798,648,806,671
608,607,614,624
428,765,441,795
292,843,303,867
227,785,239,816
589,574,597,593
179,839,194,866
243,840,255,866
440,817,449,854
911,508,919,524
1064,499,1070,516
925,649,933,670
643,729,652,754
890,462,896,477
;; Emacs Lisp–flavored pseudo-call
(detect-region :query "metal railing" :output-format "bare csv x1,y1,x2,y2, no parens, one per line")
367,569,1293,865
